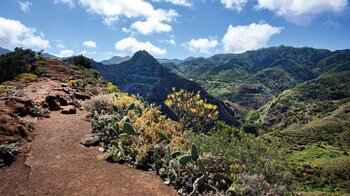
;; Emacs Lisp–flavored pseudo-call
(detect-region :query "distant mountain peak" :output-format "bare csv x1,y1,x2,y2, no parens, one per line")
132,50,155,60
157,58,182,65
130,50,159,65
100,55,131,65
0,47,11,55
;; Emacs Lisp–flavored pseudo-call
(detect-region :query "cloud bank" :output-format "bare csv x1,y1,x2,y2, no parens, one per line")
222,23,282,53
78,0,178,35
185,38,218,54
115,36,167,56
0,17,50,49
83,40,97,48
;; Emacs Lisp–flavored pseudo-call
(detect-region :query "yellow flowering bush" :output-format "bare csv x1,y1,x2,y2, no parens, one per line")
112,92,143,110
165,88,219,132
127,108,186,164
68,79,77,87
0,85,15,97
92,92,186,166
107,82,118,93
15,73,38,83
113,92,186,147
0,81,20,97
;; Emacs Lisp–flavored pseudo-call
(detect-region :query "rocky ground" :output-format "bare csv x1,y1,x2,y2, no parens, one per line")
0,60,176,195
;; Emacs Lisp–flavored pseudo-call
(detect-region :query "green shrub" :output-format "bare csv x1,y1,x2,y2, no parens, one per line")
72,55,92,68
190,122,289,185
17,116,36,129
0,84,20,97
15,73,38,83
0,142,19,167
29,104,50,117
83,94,113,113
88,69,99,79
228,173,288,195
0,47,36,83
107,82,118,93
32,66,46,76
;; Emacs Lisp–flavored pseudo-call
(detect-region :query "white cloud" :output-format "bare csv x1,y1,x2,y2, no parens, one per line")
131,13,175,35
83,40,97,48
154,0,192,7
54,0,75,8
115,36,167,56
323,19,341,29
56,43,65,49
220,0,248,12
103,16,118,26
166,0,191,7
59,49,74,58
0,17,50,49
256,0,348,25
185,38,218,54
122,27,132,33
161,39,176,46
19,1,32,13
222,23,282,53
79,50,97,56
78,0,178,35
21,36,50,49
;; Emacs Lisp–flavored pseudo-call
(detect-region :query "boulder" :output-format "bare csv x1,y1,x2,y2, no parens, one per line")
45,94,61,111
4,98,34,117
74,92,91,100
58,96,68,106
0,112,31,145
61,106,77,114
80,134,100,147
45,93,70,111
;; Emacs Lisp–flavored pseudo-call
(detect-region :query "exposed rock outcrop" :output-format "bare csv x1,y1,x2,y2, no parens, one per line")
80,133,100,146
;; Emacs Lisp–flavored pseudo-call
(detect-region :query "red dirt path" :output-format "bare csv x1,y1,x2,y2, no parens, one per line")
1,109,176,196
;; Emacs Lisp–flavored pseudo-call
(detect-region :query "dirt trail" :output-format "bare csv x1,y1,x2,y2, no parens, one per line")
25,110,175,195
0,78,176,195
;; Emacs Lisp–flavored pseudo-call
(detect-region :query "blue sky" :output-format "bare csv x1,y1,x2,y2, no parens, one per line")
0,0,349,61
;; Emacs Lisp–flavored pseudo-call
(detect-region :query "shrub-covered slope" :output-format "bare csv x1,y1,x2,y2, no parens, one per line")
258,71,350,146
253,72,350,194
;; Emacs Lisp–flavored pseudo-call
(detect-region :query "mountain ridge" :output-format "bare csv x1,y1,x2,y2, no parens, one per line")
100,55,131,65
0,47,11,55
164,46,349,110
